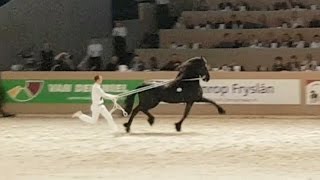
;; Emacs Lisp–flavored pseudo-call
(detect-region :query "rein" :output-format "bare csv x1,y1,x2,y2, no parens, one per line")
110,77,203,117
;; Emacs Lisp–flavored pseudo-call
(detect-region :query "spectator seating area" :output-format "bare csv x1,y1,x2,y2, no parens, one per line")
135,0,320,71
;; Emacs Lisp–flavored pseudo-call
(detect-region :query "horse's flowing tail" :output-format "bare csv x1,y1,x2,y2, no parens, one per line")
124,93,137,115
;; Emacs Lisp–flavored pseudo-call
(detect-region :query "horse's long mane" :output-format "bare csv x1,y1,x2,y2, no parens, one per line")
174,56,207,81
179,56,207,69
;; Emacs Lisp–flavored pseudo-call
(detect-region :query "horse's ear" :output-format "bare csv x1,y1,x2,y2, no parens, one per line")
201,56,208,64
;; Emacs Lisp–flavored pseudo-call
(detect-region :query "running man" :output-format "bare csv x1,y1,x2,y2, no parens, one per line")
72,75,118,132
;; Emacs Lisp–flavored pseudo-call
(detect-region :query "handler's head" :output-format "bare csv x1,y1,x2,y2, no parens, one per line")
94,75,103,84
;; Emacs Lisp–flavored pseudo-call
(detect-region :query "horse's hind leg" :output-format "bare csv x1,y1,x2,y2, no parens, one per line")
123,106,141,133
198,97,226,114
175,102,194,132
141,110,155,126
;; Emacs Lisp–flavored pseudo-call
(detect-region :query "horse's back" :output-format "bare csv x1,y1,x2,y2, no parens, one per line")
159,81,203,103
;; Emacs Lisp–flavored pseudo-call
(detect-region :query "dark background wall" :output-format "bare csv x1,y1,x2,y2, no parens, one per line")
0,0,112,70
112,0,138,21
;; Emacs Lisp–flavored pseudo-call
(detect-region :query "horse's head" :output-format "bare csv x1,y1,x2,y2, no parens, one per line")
178,56,210,82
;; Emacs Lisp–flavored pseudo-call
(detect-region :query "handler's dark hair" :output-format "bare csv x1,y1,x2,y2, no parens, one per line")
94,75,101,82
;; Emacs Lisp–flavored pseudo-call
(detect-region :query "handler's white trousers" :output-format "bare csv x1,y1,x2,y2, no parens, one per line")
79,104,118,131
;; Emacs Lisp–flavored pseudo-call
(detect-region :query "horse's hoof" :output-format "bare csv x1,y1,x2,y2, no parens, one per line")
123,123,130,133
175,123,182,132
148,117,155,126
218,108,226,115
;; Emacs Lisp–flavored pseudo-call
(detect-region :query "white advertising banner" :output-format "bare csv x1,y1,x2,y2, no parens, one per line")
200,79,300,104
305,80,320,105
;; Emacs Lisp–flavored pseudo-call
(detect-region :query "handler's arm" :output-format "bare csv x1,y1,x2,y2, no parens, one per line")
97,87,117,100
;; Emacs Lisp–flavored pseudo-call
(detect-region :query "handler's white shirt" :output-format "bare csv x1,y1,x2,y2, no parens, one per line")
91,83,115,106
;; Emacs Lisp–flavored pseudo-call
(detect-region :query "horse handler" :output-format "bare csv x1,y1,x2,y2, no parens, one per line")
72,75,119,132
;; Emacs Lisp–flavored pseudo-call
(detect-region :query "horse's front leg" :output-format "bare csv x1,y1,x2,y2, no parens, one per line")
175,102,194,132
198,97,226,114
123,106,141,133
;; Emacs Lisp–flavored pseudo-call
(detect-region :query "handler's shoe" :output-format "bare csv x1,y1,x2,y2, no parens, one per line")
72,111,82,118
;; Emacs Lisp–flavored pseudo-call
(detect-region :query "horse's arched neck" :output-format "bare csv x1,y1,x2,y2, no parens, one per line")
180,73,200,80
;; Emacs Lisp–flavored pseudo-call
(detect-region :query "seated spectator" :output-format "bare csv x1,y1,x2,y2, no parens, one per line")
287,62,300,71
286,55,300,71
176,44,188,49
193,0,209,11
174,17,186,29
219,64,231,71
229,62,245,71
56,52,75,70
300,54,314,70
272,56,286,71
309,15,320,28
214,17,226,29
160,54,182,71
261,40,270,48
280,20,289,28
170,42,178,49
23,59,39,71
309,60,319,71
218,2,233,11
259,33,273,48
244,14,268,29
205,21,213,29
87,38,103,71
130,55,145,71
216,33,235,48
269,39,279,48
148,57,159,71
290,11,305,28
280,33,293,48
51,53,73,71
77,56,89,71
192,42,201,49
273,1,289,10
257,65,268,71
310,4,318,10
285,55,300,71
236,1,249,11
40,42,54,71
234,33,248,48
248,35,262,48
226,14,243,29
105,56,119,71
112,22,128,59
291,2,307,10
249,40,262,48
310,35,320,48
306,54,318,70
292,33,306,48
185,20,195,29
199,23,207,30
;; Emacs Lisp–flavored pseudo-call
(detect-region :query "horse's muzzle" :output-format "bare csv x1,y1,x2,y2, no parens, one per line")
202,75,210,82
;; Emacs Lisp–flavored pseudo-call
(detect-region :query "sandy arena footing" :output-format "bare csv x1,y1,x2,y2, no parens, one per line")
1,115,320,180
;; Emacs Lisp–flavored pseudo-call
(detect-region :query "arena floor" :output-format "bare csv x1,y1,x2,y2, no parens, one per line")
1,115,320,180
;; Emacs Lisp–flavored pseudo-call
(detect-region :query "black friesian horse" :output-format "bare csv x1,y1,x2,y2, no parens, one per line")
123,57,225,133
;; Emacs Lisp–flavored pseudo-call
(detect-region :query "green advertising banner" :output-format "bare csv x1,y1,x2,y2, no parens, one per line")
2,79,143,104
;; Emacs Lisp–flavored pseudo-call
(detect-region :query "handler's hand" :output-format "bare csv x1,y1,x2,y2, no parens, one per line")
109,94,119,102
